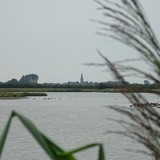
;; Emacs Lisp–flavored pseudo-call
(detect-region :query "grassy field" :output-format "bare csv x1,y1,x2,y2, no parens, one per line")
0,88,159,93
0,88,94,92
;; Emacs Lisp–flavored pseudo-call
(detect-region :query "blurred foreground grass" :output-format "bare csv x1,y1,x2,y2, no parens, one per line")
0,111,105,160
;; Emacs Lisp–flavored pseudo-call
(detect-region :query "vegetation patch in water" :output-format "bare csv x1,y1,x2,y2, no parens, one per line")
0,92,47,98
22,92,47,96
0,92,24,98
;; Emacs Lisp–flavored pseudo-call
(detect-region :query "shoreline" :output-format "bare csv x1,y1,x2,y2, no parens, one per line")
0,88,159,99
0,88,159,94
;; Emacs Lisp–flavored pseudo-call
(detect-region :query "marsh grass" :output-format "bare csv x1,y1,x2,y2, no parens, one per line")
22,92,47,96
0,92,24,98
0,111,105,160
0,92,47,98
95,0,160,159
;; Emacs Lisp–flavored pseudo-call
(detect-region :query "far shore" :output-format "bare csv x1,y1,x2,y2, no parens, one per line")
0,88,159,96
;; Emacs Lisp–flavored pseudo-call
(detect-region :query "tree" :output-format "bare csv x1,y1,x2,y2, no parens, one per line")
19,74,39,84
95,0,160,159
144,80,150,85
6,78,18,84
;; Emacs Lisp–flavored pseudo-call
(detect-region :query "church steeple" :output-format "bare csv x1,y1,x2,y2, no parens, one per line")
80,73,84,84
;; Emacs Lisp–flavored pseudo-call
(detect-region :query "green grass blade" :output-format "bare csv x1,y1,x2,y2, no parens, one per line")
13,111,63,160
40,133,76,160
98,144,105,160
13,111,78,160
0,111,105,160
60,143,105,160
0,112,14,158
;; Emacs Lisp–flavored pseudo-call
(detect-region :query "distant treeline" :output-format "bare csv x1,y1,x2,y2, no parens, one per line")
0,82,159,90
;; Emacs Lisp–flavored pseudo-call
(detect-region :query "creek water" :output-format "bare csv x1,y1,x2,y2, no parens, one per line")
0,92,159,160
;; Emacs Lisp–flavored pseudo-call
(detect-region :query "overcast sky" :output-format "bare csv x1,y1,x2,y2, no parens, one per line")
0,0,159,83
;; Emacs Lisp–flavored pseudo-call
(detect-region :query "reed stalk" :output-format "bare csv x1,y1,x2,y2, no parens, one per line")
95,0,160,159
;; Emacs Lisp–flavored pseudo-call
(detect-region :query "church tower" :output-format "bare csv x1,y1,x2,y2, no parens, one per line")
80,73,84,84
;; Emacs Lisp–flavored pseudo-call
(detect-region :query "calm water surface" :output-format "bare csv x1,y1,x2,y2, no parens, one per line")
0,92,159,160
